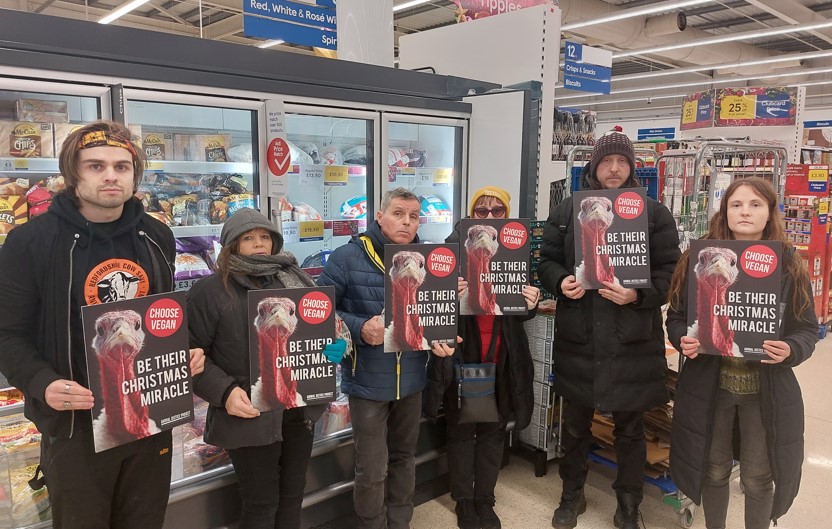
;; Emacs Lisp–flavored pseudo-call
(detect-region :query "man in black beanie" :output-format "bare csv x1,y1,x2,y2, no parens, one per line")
538,129,681,529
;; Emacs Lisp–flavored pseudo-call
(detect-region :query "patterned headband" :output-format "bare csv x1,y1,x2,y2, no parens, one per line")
77,130,138,158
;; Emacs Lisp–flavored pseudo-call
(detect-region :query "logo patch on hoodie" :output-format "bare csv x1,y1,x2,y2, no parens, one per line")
85,259,150,305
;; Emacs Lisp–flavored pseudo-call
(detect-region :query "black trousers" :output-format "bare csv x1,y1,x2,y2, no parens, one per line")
558,401,646,502
227,407,314,529
42,428,173,529
444,398,505,503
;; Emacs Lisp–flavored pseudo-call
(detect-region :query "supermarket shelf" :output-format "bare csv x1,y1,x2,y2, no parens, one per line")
144,160,253,174
713,166,775,172
170,225,223,238
419,215,452,225
0,157,59,173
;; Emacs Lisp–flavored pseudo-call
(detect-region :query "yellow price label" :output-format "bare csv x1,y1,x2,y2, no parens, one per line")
298,220,325,240
146,161,163,171
433,168,452,185
808,168,828,182
13,159,28,169
719,95,755,120
819,200,829,215
681,100,698,124
324,166,348,186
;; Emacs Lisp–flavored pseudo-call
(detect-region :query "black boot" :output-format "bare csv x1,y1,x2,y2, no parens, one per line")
475,497,501,529
552,489,587,529
455,498,480,529
613,492,644,529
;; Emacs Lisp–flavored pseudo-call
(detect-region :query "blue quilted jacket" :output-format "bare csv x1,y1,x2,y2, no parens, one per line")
317,221,428,401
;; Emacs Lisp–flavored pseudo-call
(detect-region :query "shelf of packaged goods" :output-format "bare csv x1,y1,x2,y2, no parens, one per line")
802,145,832,152
170,225,223,238
0,157,59,173
388,167,454,186
285,164,367,176
281,219,367,242
712,166,775,172
144,160,253,174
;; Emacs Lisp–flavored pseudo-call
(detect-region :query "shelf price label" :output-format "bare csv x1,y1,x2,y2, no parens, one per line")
415,168,432,185
808,165,829,193
12,159,28,170
681,101,698,125
301,166,323,187
719,95,755,120
299,220,325,241
323,166,348,186
433,168,452,186
282,221,300,244
146,161,163,171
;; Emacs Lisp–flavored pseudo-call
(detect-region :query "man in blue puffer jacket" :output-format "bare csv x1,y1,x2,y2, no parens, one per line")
318,187,453,529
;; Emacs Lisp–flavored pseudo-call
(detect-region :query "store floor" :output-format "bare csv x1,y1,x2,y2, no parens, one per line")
409,335,832,529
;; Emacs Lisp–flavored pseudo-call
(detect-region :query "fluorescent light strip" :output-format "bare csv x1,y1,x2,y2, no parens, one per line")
556,65,832,101
564,94,684,108
562,0,713,31
258,39,286,49
615,19,832,59
98,0,151,24
393,0,433,12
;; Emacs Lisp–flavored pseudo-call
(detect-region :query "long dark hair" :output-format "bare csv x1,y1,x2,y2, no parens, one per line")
215,238,241,303
668,177,812,319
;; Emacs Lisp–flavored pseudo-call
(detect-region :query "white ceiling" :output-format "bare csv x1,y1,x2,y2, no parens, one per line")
1,0,831,119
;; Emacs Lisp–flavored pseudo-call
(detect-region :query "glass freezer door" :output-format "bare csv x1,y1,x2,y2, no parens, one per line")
383,115,466,243
278,108,376,280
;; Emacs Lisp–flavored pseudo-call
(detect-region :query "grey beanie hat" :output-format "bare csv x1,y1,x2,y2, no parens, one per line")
220,207,283,251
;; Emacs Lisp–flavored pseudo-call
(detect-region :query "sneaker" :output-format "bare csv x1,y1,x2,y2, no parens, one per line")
552,490,587,529
475,498,501,529
455,499,480,529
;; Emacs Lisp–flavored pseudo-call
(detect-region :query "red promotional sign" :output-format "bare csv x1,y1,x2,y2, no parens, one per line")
615,191,645,220
454,0,552,22
267,137,291,177
145,298,184,338
428,247,457,277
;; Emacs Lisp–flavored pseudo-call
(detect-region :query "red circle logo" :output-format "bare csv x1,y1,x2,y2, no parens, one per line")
298,291,333,325
615,191,645,220
500,222,528,250
427,247,456,277
145,298,184,338
267,137,291,177
741,244,778,279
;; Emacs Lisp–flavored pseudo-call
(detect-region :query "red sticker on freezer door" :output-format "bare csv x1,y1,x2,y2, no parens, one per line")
267,138,291,177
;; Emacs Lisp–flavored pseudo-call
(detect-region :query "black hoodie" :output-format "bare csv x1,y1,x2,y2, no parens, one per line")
0,193,175,438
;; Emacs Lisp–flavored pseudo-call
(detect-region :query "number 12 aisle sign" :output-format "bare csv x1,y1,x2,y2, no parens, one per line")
562,42,612,95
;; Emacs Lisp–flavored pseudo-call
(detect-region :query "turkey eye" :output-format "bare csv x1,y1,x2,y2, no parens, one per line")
699,255,706,265
730,259,736,266
96,325,104,336
134,320,141,331
258,306,266,318
607,205,612,211
289,307,295,316
419,261,424,268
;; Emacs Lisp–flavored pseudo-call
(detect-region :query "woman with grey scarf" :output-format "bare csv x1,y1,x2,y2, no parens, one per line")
186,208,347,529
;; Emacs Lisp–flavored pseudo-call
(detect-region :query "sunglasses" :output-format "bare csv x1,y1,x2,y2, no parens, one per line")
472,206,507,218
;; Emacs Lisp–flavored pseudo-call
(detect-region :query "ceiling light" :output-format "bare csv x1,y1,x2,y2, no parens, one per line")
615,19,832,59
98,0,151,24
562,0,713,31
258,39,285,49
393,0,433,12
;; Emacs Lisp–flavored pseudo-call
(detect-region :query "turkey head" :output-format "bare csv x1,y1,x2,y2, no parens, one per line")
577,196,616,287
91,310,152,443
389,251,428,351
254,297,299,409
465,224,500,314
694,247,739,356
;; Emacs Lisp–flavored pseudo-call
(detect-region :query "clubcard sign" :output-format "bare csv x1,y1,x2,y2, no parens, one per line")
82,291,193,453
686,240,782,360
384,244,459,353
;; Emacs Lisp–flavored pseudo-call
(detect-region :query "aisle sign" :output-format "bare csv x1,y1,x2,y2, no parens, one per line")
266,99,288,197
562,41,612,95
680,91,714,130
715,87,797,127
637,127,675,140
243,0,337,50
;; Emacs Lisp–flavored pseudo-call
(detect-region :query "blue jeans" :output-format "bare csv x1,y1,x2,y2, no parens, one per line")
227,408,313,529
702,389,773,529
349,392,422,529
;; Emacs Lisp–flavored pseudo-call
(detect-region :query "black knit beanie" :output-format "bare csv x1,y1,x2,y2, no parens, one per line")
589,130,636,179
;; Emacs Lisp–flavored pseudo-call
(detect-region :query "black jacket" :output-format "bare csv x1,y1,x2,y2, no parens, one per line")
187,273,326,450
537,196,681,411
423,221,536,428
0,194,174,438
666,252,818,522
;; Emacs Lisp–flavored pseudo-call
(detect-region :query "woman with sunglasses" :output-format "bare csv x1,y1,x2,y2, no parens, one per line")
424,186,539,529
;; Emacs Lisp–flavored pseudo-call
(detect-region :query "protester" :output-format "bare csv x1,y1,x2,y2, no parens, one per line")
424,186,539,529
0,120,204,529
538,130,681,529
666,177,817,529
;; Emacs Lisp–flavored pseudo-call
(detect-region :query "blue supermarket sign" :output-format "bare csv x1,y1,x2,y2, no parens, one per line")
244,0,337,49
805,121,832,128
563,41,612,95
637,127,675,140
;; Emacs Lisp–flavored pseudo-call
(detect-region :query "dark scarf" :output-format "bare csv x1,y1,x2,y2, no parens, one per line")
227,252,315,289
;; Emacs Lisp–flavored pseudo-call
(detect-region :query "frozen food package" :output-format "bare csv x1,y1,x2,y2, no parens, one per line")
292,200,322,221
53,123,85,153
295,142,321,164
175,253,212,280
388,147,409,168
340,195,367,219
0,178,29,196
287,140,314,166
227,193,256,215
142,131,174,160
0,122,55,158
0,195,28,233
275,195,293,222
25,185,52,218
342,144,368,165
419,194,451,217
321,145,344,166
227,143,253,163
190,134,232,162
15,98,68,123
407,149,427,168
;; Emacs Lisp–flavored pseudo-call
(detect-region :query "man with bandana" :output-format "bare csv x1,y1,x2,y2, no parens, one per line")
0,120,205,529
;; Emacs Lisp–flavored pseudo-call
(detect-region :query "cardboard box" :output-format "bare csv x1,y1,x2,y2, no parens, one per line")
16,98,69,123
0,177,30,196
53,123,85,153
0,195,28,234
142,131,174,161
0,122,55,158
175,134,233,162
